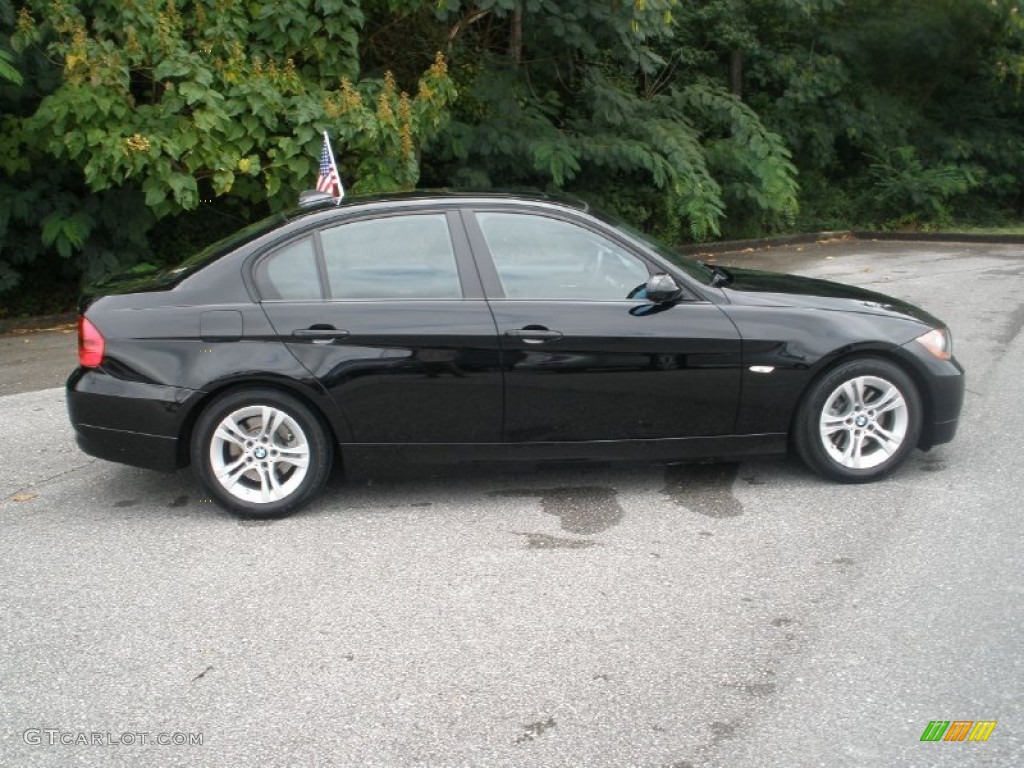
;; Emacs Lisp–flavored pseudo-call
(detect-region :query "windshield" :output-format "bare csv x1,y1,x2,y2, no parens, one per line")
588,207,716,284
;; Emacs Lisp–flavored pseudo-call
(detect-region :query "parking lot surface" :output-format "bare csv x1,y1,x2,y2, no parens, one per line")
1,239,1021,767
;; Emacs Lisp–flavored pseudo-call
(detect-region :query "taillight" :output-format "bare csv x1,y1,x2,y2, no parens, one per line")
78,315,105,367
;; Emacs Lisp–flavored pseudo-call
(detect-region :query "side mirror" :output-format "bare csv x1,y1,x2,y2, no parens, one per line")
645,273,682,303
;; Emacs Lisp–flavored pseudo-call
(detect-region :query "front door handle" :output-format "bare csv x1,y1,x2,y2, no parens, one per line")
505,327,563,344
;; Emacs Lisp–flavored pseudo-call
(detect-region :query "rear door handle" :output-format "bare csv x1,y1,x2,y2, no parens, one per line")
292,327,350,342
504,328,563,343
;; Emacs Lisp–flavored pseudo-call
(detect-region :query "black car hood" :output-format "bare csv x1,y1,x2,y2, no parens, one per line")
718,266,942,327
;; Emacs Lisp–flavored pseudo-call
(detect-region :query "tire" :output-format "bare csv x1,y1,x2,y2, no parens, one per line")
794,358,922,483
191,388,333,518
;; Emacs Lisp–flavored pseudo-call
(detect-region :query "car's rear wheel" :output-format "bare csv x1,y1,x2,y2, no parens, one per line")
795,358,922,483
192,388,332,517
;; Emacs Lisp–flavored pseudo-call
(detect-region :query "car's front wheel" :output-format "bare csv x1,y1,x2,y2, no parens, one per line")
795,358,922,483
191,388,333,517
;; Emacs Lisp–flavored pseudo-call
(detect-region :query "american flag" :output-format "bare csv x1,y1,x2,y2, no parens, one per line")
316,133,344,201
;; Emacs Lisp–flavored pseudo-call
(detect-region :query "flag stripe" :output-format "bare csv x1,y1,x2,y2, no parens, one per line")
316,133,344,201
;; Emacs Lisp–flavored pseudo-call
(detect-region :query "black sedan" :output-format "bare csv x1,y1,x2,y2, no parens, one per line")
67,192,964,517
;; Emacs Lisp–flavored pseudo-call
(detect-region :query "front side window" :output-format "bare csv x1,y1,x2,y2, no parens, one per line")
320,214,462,300
475,212,651,300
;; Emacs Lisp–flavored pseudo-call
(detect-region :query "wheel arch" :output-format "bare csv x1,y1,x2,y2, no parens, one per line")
175,376,344,468
787,345,935,450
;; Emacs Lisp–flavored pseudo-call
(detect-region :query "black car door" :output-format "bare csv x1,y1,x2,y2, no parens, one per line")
256,209,503,444
462,208,742,443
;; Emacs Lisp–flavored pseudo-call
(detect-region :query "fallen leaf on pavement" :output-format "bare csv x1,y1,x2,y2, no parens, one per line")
11,492,38,502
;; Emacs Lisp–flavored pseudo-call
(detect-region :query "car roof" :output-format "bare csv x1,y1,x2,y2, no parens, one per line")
286,188,592,220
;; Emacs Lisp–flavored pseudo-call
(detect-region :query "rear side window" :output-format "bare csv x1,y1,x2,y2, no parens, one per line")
255,237,321,300
320,214,462,299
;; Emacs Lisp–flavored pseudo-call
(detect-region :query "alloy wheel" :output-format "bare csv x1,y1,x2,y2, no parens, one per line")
818,375,909,470
208,405,311,504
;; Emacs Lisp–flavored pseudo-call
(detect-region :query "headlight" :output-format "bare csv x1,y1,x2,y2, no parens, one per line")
914,328,952,360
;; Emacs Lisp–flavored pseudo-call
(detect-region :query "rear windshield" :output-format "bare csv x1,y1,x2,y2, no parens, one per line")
80,212,289,304
162,213,287,282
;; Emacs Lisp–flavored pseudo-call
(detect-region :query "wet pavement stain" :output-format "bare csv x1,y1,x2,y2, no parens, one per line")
709,721,737,744
918,458,947,473
492,486,624,534
514,716,556,745
771,617,795,627
515,532,599,550
832,557,855,567
728,680,778,697
113,499,137,508
168,495,189,508
745,681,777,696
662,463,743,518
998,302,1024,346
984,264,1024,277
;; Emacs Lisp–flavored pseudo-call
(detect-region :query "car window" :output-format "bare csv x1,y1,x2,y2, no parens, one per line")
475,212,650,300
320,214,462,300
587,206,716,285
255,237,321,300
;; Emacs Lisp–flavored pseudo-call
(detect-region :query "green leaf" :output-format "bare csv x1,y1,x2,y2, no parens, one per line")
40,211,94,259
178,82,207,106
153,58,194,81
167,174,198,209
0,50,24,86
212,169,235,195
143,179,167,208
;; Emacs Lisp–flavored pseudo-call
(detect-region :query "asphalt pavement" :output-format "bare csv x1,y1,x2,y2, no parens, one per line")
1,238,1021,767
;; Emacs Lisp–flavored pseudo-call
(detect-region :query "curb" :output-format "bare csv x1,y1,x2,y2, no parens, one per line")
679,230,1024,256
678,231,852,256
851,230,1024,245
0,312,77,337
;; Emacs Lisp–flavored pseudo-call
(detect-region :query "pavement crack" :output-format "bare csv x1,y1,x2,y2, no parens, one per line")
4,458,98,501
191,665,214,683
513,531,599,550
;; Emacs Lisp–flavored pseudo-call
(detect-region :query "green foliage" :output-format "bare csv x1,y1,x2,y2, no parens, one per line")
0,0,455,298
867,147,980,228
420,0,797,241
746,0,1024,229
3,0,1024,309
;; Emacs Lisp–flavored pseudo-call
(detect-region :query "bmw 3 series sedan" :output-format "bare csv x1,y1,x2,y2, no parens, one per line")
67,192,964,517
